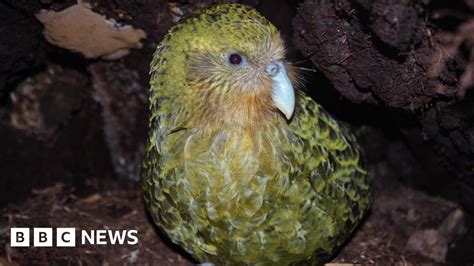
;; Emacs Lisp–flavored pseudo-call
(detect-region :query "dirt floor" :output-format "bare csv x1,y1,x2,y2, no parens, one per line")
1,167,472,265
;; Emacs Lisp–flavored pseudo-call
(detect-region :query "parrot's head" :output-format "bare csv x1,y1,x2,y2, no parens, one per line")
151,4,297,128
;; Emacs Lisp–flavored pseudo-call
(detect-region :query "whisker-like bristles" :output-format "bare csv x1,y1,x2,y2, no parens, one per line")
288,61,318,76
295,75,310,93
295,66,317,73
293,67,316,83
286,63,312,93
291,59,311,65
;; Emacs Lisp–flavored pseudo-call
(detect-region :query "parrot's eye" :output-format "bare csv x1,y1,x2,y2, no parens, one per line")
228,53,243,66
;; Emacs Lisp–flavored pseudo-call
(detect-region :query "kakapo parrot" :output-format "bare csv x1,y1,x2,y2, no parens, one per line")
141,4,372,265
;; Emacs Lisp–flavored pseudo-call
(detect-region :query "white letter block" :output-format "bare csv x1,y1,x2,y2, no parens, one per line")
33,228,53,247
57,228,76,247
10,228,30,247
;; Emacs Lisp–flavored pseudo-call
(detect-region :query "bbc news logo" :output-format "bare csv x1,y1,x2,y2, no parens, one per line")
10,228,138,247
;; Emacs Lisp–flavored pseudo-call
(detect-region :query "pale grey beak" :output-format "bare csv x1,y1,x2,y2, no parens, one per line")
266,61,295,120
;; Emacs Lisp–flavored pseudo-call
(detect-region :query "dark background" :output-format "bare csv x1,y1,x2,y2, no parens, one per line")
0,0,473,264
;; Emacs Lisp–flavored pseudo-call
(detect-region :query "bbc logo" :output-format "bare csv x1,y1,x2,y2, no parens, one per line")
11,228,75,247
11,228,138,247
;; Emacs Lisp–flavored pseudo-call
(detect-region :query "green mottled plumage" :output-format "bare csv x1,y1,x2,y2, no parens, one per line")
142,4,372,265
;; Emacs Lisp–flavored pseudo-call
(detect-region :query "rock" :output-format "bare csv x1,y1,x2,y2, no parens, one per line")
0,1,44,101
406,229,447,263
293,0,474,213
438,209,466,242
35,0,146,59
371,0,423,51
9,64,86,139
89,62,148,180
405,209,466,263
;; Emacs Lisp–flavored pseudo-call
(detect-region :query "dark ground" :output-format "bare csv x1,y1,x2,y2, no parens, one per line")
0,0,473,265
0,152,471,265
